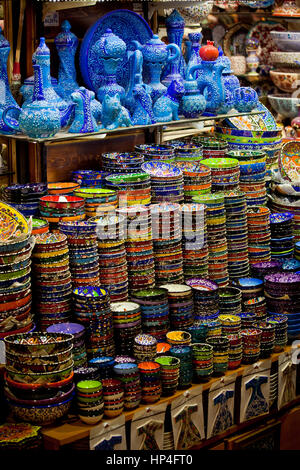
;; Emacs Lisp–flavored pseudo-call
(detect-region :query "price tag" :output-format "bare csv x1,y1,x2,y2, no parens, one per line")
44,12,59,27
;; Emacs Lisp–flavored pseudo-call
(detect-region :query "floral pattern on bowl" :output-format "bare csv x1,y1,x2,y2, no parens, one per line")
269,70,300,93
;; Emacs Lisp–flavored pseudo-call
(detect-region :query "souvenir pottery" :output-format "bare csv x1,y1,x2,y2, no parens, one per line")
218,48,240,97
161,10,186,88
132,34,180,103
100,94,132,130
245,38,260,75
182,72,206,119
270,31,300,52
54,20,79,100
186,32,202,79
153,79,185,123
2,64,61,139
68,87,100,134
269,70,300,93
0,423,42,450
273,0,300,17
93,29,126,104
230,56,247,76
190,41,226,115
233,87,258,113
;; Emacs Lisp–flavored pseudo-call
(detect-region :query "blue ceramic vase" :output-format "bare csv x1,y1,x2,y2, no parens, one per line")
2,64,61,138
162,10,186,86
54,20,79,100
93,29,126,104
186,32,202,79
69,87,100,133
234,87,258,113
182,72,206,119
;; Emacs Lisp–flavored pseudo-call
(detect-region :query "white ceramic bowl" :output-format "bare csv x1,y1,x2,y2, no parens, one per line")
268,94,300,118
270,31,300,52
271,51,300,69
269,70,300,93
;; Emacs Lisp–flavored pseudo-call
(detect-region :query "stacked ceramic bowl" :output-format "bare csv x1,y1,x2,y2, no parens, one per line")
228,333,243,369
101,378,124,418
191,135,228,159
31,218,49,236
72,170,107,188
4,183,47,217
218,314,242,336
110,301,142,356
135,144,175,162
74,188,118,218
76,380,103,424
218,287,242,316
200,158,240,192
233,277,264,302
106,173,151,207
193,193,229,286
265,272,300,339
191,343,213,380
88,356,115,380
73,366,101,384
186,278,219,320
247,207,271,265
113,362,142,410
224,191,249,280
156,342,171,357
133,334,157,362
187,322,208,344
166,330,191,347
241,328,262,364
39,195,85,231
173,162,211,202
254,321,275,358
101,152,144,174
47,182,80,195
142,161,184,204
296,241,300,261
243,297,267,320
206,335,229,375
170,345,193,388
155,356,180,396
117,205,155,294
251,261,282,280
138,361,162,403
31,233,72,330
131,288,170,342
266,315,288,350
181,203,209,279
202,319,222,338
270,212,294,260
4,332,74,425
92,215,128,302
174,143,204,163
47,323,87,369
151,203,184,284
73,286,115,359
238,312,258,329
58,221,100,288
160,284,194,330
0,423,42,450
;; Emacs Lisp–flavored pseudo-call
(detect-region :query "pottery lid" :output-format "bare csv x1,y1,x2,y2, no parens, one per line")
93,28,126,59
55,20,78,48
166,9,185,29
0,27,9,49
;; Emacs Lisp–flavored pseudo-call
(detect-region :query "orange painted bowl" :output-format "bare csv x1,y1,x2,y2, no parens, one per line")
47,182,80,194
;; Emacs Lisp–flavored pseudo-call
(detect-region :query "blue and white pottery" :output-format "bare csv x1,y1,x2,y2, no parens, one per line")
54,20,79,100
234,87,258,113
101,94,132,130
162,10,186,85
68,87,100,134
186,32,202,79
268,94,300,119
190,60,226,114
182,71,206,118
153,79,185,122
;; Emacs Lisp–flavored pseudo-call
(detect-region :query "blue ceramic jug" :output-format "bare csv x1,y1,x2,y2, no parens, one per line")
182,72,206,119
162,10,186,85
190,60,226,115
186,32,202,79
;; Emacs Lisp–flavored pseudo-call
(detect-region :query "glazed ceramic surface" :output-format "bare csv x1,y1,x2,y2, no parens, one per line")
270,70,300,93
246,21,286,70
69,87,100,133
162,10,186,85
279,141,300,182
270,51,300,69
268,94,300,118
270,31,300,52
54,20,79,100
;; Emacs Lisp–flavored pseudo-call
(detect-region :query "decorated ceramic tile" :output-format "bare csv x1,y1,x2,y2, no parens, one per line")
207,374,237,439
90,415,126,450
278,351,297,409
130,403,167,450
240,359,271,423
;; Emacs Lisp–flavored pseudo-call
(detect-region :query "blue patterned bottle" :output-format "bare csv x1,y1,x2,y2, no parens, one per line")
162,10,186,84
186,32,202,79
55,20,79,100
0,27,20,121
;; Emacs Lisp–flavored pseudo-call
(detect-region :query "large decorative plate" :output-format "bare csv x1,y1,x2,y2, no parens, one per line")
223,23,251,57
141,161,182,178
0,202,30,243
223,102,278,131
279,141,300,183
246,21,286,69
79,9,153,93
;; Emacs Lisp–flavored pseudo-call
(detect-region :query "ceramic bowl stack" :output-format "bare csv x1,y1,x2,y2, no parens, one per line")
4,332,74,425
191,343,213,380
131,288,170,342
72,170,107,188
73,366,101,384
47,183,80,195
191,136,228,159
166,330,191,347
105,173,151,207
173,162,211,202
202,319,222,338
159,284,194,330
155,356,180,396
170,345,193,388
227,333,243,369
181,203,209,279
247,207,271,265
0,204,33,338
4,183,47,218
206,335,229,375
174,143,204,163
135,144,175,163
243,297,267,320
76,380,103,424
91,215,128,302
241,328,262,364
151,203,183,284
58,221,100,288
74,188,118,218
265,272,300,339
117,206,155,295
133,334,157,362
0,423,42,450
251,261,282,280
186,278,219,321
218,314,242,336
31,233,72,330
113,362,142,410
101,152,144,174
187,322,208,344
110,301,142,356
224,191,249,280
138,361,162,403
200,158,240,192
101,378,124,418
47,323,87,369
270,213,294,260
233,277,264,302
266,315,288,349
192,193,229,286
142,161,184,204
282,258,300,272
39,195,85,231
88,356,115,380
156,342,171,356
254,321,275,358
73,286,115,359
238,312,258,329
31,218,49,236
218,287,242,316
